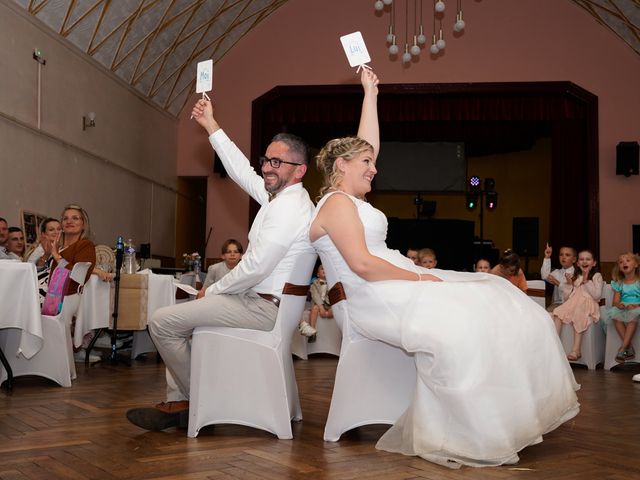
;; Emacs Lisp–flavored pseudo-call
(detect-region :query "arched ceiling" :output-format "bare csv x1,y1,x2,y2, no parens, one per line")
12,0,640,117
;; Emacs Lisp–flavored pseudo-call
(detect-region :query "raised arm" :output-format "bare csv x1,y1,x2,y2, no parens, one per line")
357,68,380,159
191,99,268,204
311,193,440,282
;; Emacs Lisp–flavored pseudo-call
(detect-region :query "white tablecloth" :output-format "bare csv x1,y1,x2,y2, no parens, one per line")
73,270,176,347
74,275,111,348
0,261,43,358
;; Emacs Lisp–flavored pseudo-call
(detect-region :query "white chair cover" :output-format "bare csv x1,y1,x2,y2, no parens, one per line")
0,262,92,387
526,279,546,308
291,307,343,359
319,252,416,443
187,251,317,439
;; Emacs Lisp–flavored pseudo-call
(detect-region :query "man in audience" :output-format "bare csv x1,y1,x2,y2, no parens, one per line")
6,226,25,260
126,98,315,432
0,217,10,259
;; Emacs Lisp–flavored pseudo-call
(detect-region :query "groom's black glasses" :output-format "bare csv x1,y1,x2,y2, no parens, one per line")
258,156,302,169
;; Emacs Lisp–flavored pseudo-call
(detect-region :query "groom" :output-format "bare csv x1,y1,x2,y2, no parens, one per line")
126,99,315,431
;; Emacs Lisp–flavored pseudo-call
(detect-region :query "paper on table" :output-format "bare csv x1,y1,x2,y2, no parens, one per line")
174,281,199,296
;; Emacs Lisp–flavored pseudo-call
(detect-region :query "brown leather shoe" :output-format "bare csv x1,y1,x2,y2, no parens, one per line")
155,401,189,413
126,402,189,431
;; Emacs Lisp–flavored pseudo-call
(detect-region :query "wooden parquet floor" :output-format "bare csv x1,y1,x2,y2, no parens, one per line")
1,356,640,479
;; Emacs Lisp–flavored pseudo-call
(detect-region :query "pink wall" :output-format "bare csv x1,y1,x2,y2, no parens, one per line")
177,0,640,261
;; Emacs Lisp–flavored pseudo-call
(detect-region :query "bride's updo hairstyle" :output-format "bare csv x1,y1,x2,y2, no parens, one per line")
316,136,373,198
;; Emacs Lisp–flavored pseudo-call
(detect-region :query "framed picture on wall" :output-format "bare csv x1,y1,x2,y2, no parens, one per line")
21,209,48,246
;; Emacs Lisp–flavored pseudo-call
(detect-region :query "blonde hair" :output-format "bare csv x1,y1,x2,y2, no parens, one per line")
60,204,92,242
315,136,373,199
611,252,640,283
418,248,437,262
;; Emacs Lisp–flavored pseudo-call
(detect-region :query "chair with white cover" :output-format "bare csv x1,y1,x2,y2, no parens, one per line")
1,262,92,387
319,253,416,442
558,283,609,370
187,251,317,439
526,280,546,308
307,312,342,357
290,307,342,359
603,284,640,369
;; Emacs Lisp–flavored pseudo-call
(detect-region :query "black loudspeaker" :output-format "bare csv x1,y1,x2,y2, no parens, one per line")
139,243,151,259
616,142,639,177
513,217,539,257
213,154,228,178
633,225,640,254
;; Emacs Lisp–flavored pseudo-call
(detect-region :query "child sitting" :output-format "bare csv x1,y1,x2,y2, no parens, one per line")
198,239,243,297
604,252,640,363
552,249,603,361
406,247,419,265
418,248,437,269
299,263,333,341
541,243,576,313
490,249,528,292
475,258,491,273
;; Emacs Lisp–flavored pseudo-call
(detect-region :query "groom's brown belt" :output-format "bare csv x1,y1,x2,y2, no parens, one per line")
257,283,311,308
257,293,281,307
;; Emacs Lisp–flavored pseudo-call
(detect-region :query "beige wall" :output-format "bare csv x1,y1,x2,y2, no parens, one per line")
0,1,178,256
177,0,640,262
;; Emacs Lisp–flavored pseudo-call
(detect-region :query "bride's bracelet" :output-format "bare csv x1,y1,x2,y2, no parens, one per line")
416,272,421,281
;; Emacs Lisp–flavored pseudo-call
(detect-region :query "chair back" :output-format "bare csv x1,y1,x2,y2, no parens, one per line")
70,262,92,287
316,251,360,343
272,251,317,345
526,279,546,308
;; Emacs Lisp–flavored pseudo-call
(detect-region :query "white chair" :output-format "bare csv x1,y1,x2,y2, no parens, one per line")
291,321,308,360
526,280,546,308
291,306,342,359
559,283,609,370
187,252,317,439
0,262,92,387
604,284,640,369
307,312,342,357
318,253,416,442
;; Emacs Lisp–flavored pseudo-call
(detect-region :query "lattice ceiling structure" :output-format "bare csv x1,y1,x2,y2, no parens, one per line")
13,0,288,116
11,0,640,117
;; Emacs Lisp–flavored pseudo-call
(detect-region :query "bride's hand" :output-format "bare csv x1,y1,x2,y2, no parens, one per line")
361,68,379,96
419,273,442,282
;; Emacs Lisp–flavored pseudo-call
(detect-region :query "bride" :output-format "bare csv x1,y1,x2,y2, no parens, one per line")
310,69,580,468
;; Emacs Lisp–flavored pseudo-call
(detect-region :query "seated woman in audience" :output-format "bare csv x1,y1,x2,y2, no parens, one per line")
310,67,578,468
197,238,243,298
552,249,603,361
604,252,640,363
475,258,491,272
6,227,26,260
49,204,97,362
24,218,62,305
26,217,61,265
490,249,528,292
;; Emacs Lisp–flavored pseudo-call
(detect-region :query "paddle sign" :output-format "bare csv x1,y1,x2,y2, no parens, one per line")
340,31,372,72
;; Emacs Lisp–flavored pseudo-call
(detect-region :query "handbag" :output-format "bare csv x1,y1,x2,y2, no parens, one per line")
42,264,71,315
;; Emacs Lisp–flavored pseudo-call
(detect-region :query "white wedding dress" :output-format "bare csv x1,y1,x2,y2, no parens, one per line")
312,192,580,468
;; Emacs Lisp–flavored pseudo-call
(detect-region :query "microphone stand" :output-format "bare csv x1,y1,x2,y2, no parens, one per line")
109,239,130,365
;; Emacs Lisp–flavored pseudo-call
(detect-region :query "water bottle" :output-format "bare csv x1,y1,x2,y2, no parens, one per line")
124,238,136,274
115,236,124,273
193,257,201,287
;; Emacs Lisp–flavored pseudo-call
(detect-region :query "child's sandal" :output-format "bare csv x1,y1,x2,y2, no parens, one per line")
615,350,626,363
